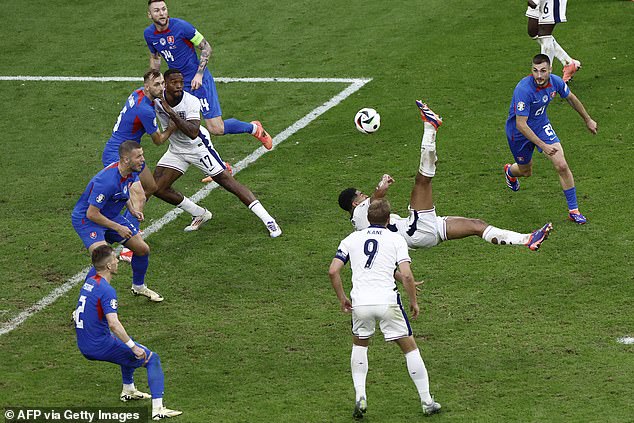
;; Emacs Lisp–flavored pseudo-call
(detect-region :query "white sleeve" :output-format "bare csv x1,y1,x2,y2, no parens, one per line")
395,235,411,264
185,93,203,121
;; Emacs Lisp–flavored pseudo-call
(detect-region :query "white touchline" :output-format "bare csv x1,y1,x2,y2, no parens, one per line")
617,337,634,345
0,76,372,337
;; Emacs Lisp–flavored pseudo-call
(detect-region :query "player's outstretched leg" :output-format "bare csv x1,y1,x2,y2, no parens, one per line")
446,217,553,251
212,170,282,238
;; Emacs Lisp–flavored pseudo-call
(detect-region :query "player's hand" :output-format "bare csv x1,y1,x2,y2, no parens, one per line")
340,297,353,313
191,74,203,91
131,345,146,361
414,280,424,292
130,210,145,222
542,144,558,156
377,174,394,189
116,225,133,239
409,301,420,319
586,118,598,135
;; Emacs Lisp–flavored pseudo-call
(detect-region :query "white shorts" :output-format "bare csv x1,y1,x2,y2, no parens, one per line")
157,143,227,177
352,302,412,341
539,0,567,24
525,0,540,19
400,207,448,249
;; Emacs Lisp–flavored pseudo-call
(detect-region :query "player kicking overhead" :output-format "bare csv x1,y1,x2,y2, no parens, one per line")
153,69,281,236
145,0,274,150
339,101,552,251
73,245,181,420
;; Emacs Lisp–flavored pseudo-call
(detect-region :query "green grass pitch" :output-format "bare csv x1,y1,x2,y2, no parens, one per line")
1,0,633,421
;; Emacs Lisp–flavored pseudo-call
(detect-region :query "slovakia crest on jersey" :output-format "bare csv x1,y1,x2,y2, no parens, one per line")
517,101,526,112
550,91,557,99
90,231,97,239
167,35,174,44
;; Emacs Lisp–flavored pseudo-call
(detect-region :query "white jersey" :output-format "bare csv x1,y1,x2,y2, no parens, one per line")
350,198,446,249
155,92,209,155
335,225,411,306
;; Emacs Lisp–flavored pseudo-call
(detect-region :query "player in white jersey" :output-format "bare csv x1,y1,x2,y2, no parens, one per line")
153,69,281,237
525,0,580,82
329,198,441,418
339,100,553,251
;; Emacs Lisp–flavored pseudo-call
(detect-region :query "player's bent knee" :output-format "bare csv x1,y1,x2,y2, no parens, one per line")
132,242,150,256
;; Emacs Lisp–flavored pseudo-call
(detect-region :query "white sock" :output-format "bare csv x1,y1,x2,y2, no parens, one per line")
248,200,274,225
482,225,530,245
251,123,258,135
404,349,433,405
177,197,205,217
537,35,555,64
123,383,135,392
131,284,146,292
351,345,368,401
419,122,438,177
152,398,163,413
553,37,573,66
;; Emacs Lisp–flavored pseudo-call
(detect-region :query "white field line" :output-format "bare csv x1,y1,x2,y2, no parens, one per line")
0,76,372,337
0,76,367,84
617,337,634,345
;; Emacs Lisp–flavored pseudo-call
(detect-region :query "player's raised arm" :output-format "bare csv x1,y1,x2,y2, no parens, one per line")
370,174,394,202
190,31,212,90
160,99,200,139
565,92,598,135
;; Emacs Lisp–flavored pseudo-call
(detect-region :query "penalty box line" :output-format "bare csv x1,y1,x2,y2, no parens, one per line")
0,76,372,337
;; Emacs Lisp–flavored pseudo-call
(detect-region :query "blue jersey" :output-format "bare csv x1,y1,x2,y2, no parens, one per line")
71,162,139,221
506,74,570,133
75,274,118,354
144,18,213,87
102,88,158,166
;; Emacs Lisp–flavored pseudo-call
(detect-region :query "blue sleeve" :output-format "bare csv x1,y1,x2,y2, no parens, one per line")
512,84,531,117
144,27,157,54
139,105,159,135
101,284,119,315
552,75,570,99
87,176,114,210
176,18,197,40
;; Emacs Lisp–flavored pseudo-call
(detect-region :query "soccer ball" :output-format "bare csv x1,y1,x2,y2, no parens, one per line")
354,108,381,134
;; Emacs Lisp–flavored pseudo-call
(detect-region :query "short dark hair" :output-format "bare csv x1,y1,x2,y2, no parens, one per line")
532,53,551,66
164,68,183,80
92,245,115,270
118,140,142,159
367,198,391,226
143,69,163,83
148,0,164,6
338,188,358,213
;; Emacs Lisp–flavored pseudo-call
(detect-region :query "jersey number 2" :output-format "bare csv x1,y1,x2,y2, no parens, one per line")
363,239,379,269
74,295,87,329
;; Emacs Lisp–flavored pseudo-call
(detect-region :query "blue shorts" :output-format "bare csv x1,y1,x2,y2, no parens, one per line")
71,214,139,249
81,336,152,369
506,121,560,165
188,75,222,119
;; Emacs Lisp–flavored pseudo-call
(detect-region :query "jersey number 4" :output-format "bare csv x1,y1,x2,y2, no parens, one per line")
364,239,379,269
74,295,87,329
160,50,174,62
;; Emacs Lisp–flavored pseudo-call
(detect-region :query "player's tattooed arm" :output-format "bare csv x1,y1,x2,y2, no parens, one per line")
149,52,161,71
196,38,212,75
